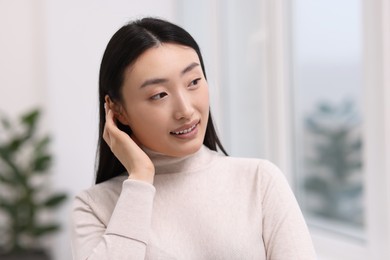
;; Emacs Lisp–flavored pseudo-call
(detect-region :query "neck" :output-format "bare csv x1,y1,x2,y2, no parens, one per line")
141,145,217,174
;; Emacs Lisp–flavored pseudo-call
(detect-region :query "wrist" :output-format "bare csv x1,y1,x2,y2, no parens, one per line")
128,171,154,184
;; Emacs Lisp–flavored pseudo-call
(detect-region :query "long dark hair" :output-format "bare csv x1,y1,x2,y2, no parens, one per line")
96,17,227,184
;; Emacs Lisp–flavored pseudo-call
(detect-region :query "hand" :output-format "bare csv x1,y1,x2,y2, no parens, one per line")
103,104,155,184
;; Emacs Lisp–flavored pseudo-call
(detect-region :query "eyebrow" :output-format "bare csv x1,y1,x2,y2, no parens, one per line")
139,62,200,89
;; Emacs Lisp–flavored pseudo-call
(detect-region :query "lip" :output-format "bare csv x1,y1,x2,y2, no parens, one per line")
169,120,200,139
170,124,199,140
170,120,200,134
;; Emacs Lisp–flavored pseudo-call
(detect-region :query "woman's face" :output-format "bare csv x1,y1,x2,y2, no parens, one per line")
119,43,209,157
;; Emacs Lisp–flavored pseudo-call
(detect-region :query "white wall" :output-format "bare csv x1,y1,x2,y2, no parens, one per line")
1,1,177,259
0,0,45,118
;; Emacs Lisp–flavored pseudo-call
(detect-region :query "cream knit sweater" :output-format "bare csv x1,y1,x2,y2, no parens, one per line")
71,146,316,259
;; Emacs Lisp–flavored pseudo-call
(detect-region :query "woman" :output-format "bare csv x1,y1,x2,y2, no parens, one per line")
71,17,316,259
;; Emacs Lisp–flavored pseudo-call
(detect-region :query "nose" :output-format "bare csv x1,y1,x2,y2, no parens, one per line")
173,91,194,120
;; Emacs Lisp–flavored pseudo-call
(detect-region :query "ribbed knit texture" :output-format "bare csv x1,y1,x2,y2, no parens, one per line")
71,146,316,260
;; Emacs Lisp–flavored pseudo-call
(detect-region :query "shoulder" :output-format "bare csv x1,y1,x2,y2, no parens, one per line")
73,175,127,215
207,150,286,187
77,175,126,199
215,153,283,178
207,153,293,204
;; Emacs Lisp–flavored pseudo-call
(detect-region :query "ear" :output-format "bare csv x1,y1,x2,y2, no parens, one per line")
104,95,130,125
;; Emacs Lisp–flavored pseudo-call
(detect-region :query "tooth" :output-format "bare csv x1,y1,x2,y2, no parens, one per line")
172,124,197,135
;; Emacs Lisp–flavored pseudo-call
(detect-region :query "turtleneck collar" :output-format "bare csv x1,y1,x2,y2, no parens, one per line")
141,145,219,175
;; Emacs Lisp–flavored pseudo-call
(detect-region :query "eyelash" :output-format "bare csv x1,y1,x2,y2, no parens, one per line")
150,92,167,100
149,78,202,101
189,78,201,88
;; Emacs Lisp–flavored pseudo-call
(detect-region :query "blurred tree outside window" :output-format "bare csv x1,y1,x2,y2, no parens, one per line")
291,0,365,239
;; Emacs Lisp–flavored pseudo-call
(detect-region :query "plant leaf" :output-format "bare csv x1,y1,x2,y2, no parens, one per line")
0,115,11,129
41,193,67,208
32,154,52,172
30,223,60,237
0,197,15,215
8,137,24,153
35,136,51,151
21,109,40,129
0,172,17,185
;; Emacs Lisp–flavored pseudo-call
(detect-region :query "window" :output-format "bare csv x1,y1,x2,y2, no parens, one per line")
291,0,365,240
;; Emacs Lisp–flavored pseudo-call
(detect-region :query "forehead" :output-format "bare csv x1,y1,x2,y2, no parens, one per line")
124,43,201,84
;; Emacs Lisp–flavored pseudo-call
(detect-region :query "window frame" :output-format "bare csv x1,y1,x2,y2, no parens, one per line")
262,0,390,259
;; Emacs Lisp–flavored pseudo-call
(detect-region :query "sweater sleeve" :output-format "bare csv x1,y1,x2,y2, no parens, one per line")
260,161,317,260
71,179,156,260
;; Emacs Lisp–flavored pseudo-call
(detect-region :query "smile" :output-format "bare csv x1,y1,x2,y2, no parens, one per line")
170,122,198,135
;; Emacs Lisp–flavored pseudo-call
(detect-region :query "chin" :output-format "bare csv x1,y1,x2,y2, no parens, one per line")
139,131,205,157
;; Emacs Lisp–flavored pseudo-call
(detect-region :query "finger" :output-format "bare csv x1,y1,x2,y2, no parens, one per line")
103,105,115,144
105,107,116,128
103,121,111,145
104,108,126,146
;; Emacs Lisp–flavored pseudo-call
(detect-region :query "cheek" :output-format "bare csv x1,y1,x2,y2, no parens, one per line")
127,111,171,151
125,107,167,140
198,85,210,111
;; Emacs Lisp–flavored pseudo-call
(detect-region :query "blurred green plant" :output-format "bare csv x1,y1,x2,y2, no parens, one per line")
304,100,364,226
0,109,67,257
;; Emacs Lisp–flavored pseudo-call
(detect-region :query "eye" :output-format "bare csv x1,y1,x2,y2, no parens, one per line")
189,78,201,88
150,92,168,100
